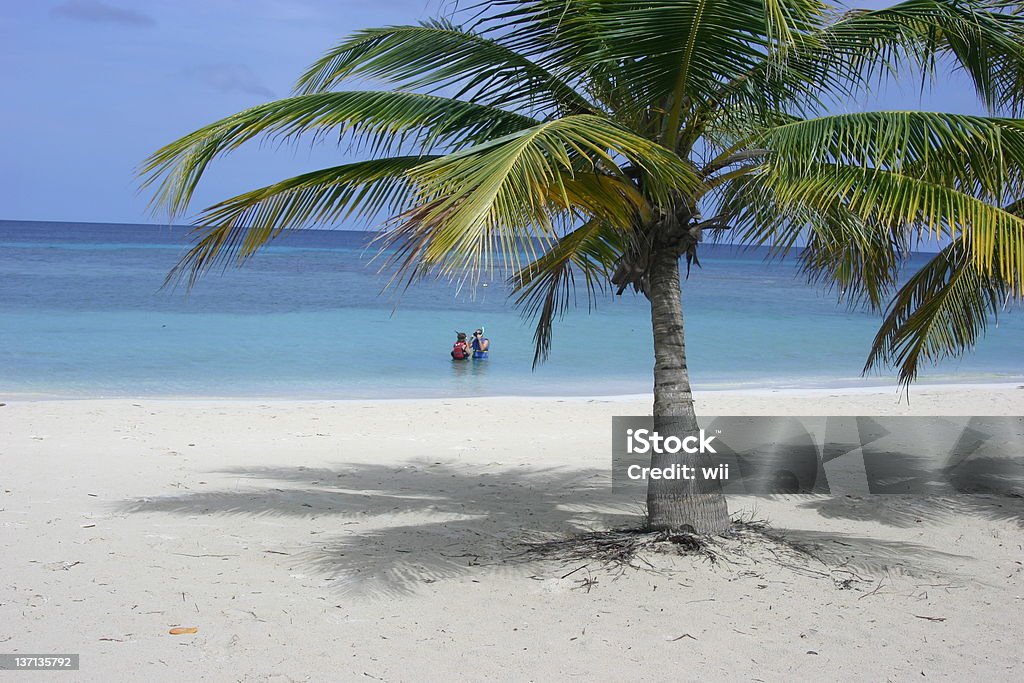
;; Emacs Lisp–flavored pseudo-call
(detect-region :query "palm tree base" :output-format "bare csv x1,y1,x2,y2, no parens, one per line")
515,518,773,570
646,491,730,534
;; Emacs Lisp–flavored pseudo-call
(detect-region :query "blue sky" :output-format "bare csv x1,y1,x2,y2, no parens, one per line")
1,0,988,225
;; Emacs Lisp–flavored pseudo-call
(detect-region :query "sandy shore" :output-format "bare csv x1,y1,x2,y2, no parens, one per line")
1,385,1023,681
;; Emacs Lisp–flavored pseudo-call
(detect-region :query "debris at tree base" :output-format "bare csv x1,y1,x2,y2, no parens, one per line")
515,519,772,570
513,518,842,579
512,528,711,569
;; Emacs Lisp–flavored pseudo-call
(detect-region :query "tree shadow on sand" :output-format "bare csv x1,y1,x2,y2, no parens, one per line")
117,459,1004,597
799,415,1024,529
800,450,1024,529
121,461,640,597
761,528,973,579
798,493,1024,530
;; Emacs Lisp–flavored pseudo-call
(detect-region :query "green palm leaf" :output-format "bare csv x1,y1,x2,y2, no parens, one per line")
511,218,626,366
294,19,597,116
865,239,1014,386
706,0,1024,129
140,91,538,218
762,111,1024,203
380,115,700,283
799,214,909,311
166,156,430,287
812,0,1024,115
715,169,907,309
766,163,1024,291
488,0,824,144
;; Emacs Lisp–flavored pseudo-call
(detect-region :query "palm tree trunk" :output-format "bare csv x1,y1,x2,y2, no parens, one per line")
646,246,730,533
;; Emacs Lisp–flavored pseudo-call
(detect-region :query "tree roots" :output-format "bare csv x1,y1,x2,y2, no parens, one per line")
513,518,777,572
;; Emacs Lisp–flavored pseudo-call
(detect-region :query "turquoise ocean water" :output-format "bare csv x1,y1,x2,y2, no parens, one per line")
1,220,1022,398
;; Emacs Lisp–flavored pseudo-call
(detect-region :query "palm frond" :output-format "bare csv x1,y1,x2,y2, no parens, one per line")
510,218,626,366
293,19,598,117
706,0,1024,126
812,0,1024,115
799,213,910,311
714,168,907,309
865,239,1014,386
762,111,1024,203
140,91,538,218
167,156,428,287
486,0,825,142
380,115,699,285
725,111,1024,293
765,163,1024,291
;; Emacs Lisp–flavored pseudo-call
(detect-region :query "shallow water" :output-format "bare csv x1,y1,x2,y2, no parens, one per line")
1,220,1022,398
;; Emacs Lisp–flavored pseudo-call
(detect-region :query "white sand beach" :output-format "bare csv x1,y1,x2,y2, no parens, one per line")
2,385,1023,681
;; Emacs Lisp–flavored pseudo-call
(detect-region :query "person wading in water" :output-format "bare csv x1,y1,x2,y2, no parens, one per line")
471,329,490,359
451,332,470,361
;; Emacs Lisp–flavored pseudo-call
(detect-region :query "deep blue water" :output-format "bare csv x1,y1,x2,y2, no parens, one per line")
1,220,1022,398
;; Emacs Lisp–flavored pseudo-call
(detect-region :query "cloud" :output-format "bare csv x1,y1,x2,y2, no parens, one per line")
183,64,276,99
50,0,155,27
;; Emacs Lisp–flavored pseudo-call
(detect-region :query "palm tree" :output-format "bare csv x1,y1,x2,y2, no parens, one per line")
142,0,1024,533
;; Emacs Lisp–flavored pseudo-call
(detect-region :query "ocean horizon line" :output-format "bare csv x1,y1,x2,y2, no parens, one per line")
0,218,948,255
